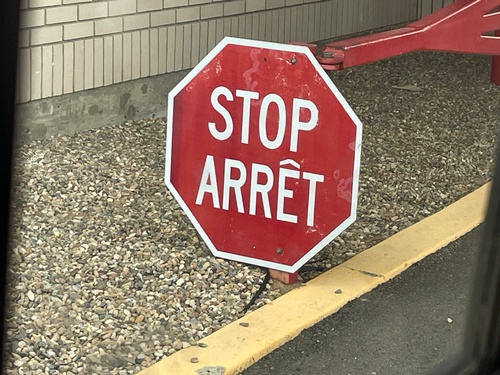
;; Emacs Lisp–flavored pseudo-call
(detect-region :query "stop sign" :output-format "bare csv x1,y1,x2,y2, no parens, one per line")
165,37,362,273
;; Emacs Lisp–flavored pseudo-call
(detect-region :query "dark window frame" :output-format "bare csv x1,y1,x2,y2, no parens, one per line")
1,2,499,374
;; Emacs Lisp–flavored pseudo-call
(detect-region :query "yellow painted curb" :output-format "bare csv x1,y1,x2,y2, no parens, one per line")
138,183,490,375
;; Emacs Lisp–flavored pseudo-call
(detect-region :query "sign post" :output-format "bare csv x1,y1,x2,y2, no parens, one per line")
165,37,362,280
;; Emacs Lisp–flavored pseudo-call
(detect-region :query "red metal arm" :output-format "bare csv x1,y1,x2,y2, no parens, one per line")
311,0,500,72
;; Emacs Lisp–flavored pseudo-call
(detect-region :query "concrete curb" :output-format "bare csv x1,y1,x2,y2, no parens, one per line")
138,183,490,375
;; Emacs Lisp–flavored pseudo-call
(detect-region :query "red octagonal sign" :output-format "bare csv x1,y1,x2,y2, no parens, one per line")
165,37,362,273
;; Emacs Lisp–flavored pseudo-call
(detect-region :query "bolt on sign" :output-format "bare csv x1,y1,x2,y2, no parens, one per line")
165,37,362,273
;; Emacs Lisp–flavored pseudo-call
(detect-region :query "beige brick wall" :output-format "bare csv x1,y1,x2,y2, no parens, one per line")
16,0,438,104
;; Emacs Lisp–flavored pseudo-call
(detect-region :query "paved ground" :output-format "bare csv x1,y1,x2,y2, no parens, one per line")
243,227,481,375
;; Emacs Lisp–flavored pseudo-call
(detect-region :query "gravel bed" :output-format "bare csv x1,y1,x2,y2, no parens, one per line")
4,51,499,374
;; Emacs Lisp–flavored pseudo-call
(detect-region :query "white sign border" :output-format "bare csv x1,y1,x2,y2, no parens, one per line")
165,36,363,273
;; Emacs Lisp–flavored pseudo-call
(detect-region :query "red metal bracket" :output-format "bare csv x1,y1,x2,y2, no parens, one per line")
315,0,500,83
269,269,299,285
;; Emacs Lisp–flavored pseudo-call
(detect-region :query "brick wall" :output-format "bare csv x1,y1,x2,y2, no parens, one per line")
16,0,448,104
